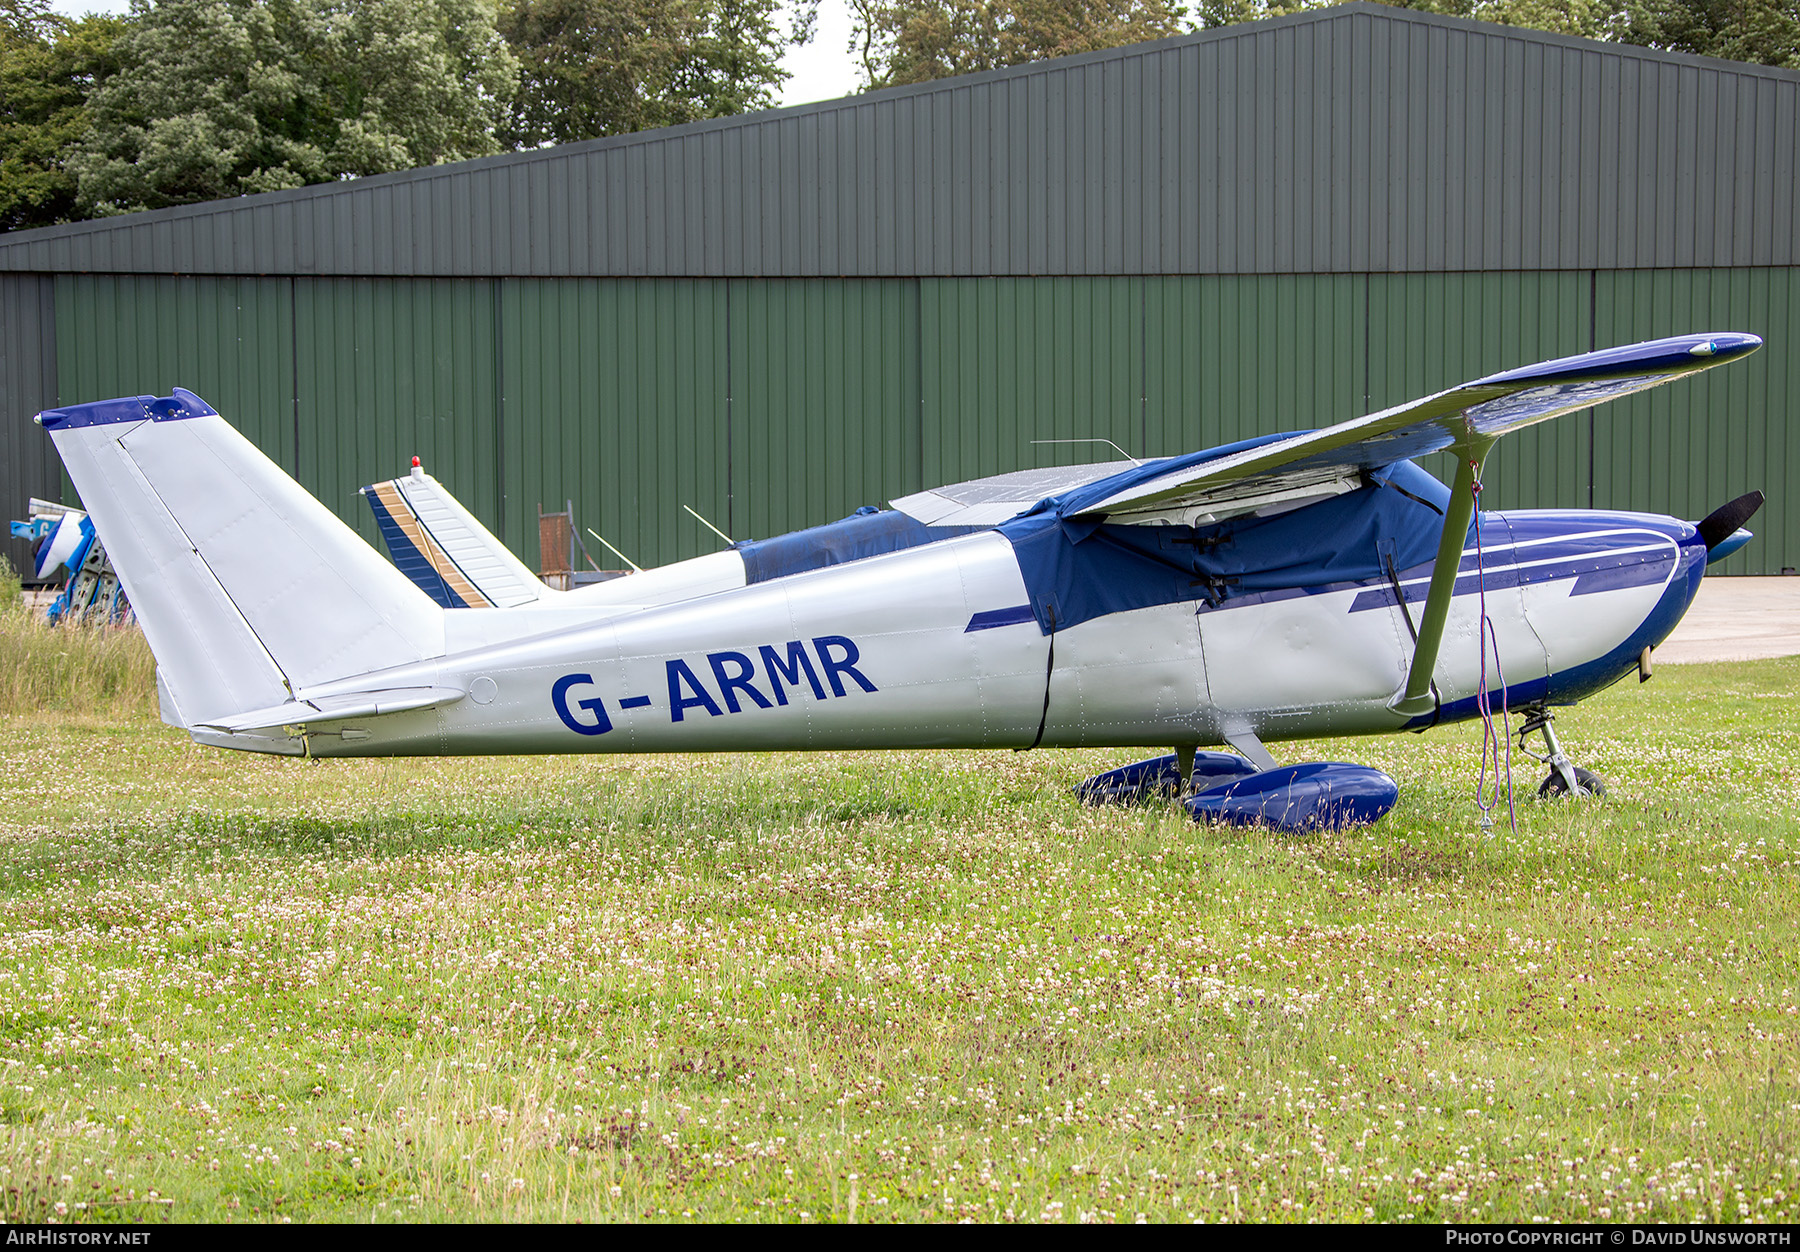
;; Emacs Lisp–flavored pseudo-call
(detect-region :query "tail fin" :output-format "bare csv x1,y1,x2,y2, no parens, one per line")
38,390,444,727
361,463,545,608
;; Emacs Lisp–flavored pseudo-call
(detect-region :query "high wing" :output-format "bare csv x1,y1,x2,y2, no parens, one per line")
892,460,1136,527
892,333,1764,529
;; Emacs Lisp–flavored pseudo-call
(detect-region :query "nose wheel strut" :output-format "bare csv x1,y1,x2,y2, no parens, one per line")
1517,707,1606,799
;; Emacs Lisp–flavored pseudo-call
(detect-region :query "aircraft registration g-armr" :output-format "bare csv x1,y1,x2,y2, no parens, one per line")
36,332,1766,833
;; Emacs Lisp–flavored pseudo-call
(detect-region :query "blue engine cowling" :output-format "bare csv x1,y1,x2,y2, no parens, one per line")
1184,762,1398,831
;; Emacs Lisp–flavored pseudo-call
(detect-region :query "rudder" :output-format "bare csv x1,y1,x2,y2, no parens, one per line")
361,462,544,608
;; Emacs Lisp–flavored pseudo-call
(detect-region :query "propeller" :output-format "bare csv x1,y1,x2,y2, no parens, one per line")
1696,490,1765,563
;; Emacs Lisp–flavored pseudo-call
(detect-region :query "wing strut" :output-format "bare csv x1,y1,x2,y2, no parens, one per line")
1391,439,1494,720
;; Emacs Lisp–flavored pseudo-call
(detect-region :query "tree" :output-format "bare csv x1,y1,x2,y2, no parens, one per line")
1477,0,1618,40
1120,0,1798,66
0,0,124,230
499,0,798,149
70,0,518,216
1363,0,1617,39
1204,0,1795,66
849,0,1187,89
1192,0,1616,36
1188,0,1308,28
1616,0,1799,68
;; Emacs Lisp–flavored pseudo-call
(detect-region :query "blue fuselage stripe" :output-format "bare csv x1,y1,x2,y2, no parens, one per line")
1349,542,1677,614
965,605,1037,632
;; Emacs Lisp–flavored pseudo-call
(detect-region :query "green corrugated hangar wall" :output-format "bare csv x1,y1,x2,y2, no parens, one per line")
49,268,1799,576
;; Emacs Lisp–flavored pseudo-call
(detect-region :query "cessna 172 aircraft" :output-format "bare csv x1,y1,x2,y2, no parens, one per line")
34,332,1765,831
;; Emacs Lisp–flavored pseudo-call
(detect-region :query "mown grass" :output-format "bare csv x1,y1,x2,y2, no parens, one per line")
0,592,1795,1223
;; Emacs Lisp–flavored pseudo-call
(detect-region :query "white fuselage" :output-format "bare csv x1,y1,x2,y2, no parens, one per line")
256,510,1704,759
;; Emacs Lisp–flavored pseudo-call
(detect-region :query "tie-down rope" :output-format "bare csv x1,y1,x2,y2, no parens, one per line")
1469,462,1517,838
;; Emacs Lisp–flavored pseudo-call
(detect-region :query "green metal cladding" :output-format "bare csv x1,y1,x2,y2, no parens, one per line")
38,269,1800,576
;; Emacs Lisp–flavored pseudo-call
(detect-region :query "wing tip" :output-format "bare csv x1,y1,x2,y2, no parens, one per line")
1482,333,1762,388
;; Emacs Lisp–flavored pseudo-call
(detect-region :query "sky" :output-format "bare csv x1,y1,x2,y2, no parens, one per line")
45,0,867,108
778,0,863,107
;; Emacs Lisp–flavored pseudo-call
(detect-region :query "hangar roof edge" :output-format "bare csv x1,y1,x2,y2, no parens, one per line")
4,2,1796,275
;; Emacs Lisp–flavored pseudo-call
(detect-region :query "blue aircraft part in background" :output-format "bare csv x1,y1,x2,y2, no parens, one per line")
9,502,131,625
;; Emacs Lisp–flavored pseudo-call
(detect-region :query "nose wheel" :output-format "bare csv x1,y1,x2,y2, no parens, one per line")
1517,707,1606,799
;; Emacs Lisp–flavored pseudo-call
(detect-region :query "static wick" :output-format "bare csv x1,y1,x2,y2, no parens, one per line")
1030,438,1141,466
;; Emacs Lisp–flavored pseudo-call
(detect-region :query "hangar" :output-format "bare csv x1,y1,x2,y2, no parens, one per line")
3,1,1797,581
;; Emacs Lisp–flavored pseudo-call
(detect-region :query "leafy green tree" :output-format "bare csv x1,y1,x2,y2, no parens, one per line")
499,0,798,148
1193,0,1616,36
1366,0,1619,39
1479,0,1616,39
1188,0,1308,27
1210,0,1794,64
1617,0,1798,67
1154,0,1797,65
849,0,1187,88
71,0,518,216
0,0,123,230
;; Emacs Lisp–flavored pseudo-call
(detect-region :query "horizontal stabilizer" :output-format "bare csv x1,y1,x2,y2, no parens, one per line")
194,686,465,734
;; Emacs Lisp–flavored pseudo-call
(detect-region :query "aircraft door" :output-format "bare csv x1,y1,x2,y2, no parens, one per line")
1195,571,1410,740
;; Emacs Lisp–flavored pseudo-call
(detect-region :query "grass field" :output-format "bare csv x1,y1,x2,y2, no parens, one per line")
0,591,1796,1222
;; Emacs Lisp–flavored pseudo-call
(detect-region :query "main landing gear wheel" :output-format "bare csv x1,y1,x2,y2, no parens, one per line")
1538,767,1606,799
1517,706,1606,802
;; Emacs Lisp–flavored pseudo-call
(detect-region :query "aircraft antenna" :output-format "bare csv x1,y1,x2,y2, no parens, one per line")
682,504,735,546
585,527,642,573
1029,438,1140,465
567,502,605,572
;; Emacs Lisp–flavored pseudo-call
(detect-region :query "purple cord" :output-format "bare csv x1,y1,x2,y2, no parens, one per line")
1470,467,1518,836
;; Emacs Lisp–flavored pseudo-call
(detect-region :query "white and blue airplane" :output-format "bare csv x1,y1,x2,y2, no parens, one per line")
33,332,1765,831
